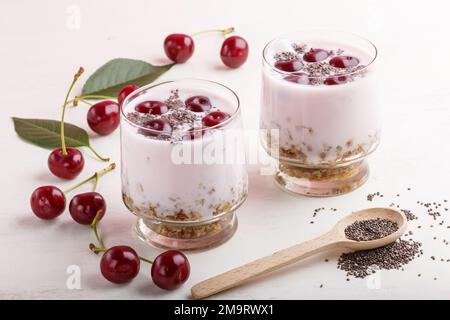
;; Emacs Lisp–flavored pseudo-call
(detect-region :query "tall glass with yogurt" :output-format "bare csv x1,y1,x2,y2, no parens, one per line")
261,31,380,196
121,79,248,250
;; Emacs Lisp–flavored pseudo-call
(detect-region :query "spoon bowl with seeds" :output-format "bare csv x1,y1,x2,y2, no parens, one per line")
191,207,407,300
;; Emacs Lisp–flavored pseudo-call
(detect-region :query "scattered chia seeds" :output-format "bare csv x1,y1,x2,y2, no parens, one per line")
401,209,418,221
344,218,399,242
337,239,422,278
366,192,383,201
312,207,337,218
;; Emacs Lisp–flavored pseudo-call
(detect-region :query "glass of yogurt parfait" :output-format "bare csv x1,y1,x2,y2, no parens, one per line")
121,79,248,250
261,30,380,196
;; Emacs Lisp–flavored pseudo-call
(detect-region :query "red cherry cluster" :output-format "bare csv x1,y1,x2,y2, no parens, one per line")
31,163,114,222
94,245,190,290
274,48,360,86
164,27,249,69
87,205,189,289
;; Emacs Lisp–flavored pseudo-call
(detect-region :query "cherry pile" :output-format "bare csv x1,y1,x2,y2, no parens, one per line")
164,27,248,68
274,47,361,86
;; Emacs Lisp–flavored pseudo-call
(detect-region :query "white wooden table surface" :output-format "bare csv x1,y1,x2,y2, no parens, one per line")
1,0,449,299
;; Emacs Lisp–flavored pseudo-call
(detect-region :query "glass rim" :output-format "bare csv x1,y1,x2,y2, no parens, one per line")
262,30,378,79
120,78,241,136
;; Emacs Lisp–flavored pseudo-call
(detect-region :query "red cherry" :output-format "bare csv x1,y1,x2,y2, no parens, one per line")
185,96,212,112
30,186,66,220
303,48,329,62
48,147,84,180
87,100,120,135
118,84,139,106
69,192,106,225
274,60,304,72
220,36,249,68
324,75,349,85
284,73,310,85
151,250,190,290
100,246,140,284
135,101,170,115
202,111,231,127
140,119,172,137
164,34,194,63
329,56,360,68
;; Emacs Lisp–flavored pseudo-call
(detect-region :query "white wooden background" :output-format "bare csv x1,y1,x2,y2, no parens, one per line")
1,0,450,299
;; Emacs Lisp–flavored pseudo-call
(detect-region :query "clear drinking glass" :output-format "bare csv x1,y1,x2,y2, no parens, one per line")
121,79,248,250
260,30,380,196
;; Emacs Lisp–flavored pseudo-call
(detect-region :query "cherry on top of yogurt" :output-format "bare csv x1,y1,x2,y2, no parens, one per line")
329,55,360,68
135,101,170,115
185,95,212,112
284,72,310,85
274,59,304,72
141,119,173,136
324,75,349,85
202,111,231,127
303,48,329,62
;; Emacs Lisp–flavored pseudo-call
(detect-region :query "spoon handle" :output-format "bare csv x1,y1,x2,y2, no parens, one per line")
191,232,340,299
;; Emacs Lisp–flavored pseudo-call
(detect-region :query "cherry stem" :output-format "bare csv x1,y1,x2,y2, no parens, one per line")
61,67,84,156
64,163,116,194
69,95,115,107
93,173,99,192
139,256,153,265
90,211,105,249
78,98,93,106
191,27,234,37
89,244,153,264
87,145,110,162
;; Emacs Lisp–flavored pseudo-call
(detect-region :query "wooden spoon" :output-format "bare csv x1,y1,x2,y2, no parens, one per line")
191,207,407,299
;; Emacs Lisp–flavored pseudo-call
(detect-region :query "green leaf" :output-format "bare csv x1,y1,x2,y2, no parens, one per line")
12,117,90,149
81,58,173,96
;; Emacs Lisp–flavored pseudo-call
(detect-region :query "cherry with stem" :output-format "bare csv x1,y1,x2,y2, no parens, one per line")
164,27,234,63
31,163,115,220
48,68,109,179
90,243,153,264
68,163,115,225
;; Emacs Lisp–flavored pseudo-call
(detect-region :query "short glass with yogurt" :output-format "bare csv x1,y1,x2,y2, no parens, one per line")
121,79,248,250
260,30,380,196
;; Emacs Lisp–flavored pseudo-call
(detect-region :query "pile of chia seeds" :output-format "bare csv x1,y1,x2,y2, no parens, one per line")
344,218,399,242
337,239,422,278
